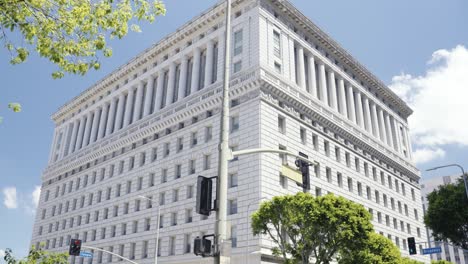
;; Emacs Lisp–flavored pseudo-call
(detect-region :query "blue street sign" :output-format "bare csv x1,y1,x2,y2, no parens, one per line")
422,247,442,255
79,251,93,258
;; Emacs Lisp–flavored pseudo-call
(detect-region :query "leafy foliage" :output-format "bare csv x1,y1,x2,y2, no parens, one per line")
251,193,374,264
424,177,468,250
0,0,166,78
431,260,454,264
399,257,424,264
338,232,401,264
0,102,21,123
3,246,68,264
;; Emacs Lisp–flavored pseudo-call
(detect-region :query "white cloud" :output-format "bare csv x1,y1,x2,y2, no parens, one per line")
412,148,446,165
389,45,468,164
2,187,18,209
32,186,41,208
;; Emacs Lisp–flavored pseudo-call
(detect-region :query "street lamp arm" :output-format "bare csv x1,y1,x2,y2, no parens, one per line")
231,148,318,166
426,164,465,175
81,246,139,264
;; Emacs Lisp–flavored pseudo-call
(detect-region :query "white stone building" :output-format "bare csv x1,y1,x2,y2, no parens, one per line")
31,0,429,263
421,175,468,264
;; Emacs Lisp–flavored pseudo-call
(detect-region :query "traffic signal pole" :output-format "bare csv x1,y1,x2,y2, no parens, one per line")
214,0,232,263
81,246,139,264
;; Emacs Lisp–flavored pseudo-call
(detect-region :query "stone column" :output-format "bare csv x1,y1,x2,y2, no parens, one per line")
165,63,177,107
143,77,155,117
363,96,372,133
403,127,413,159
106,97,117,136
90,108,100,143
82,112,93,147
114,93,126,131
346,84,356,123
60,123,71,158
154,72,165,111
75,115,86,150
97,103,109,140
288,37,296,84
318,62,327,104
204,41,214,87
297,46,306,89
69,119,80,154
377,107,387,144
123,89,135,127
328,71,337,110
337,78,347,117
133,82,145,121
177,57,189,101
191,48,201,94
307,55,317,97
370,101,380,138
391,116,401,152
384,112,394,148
355,91,364,128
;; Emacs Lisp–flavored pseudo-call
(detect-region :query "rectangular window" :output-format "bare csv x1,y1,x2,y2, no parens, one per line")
204,154,211,170
164,143,170,157
233,30,243,56
187,185,194,199
278,116,286,134
312,134,318,151
159,193,166,205
152,147,158,162
233,61,242,73
335,147,341,162
149,173,155,187
324,141,330,157
161,169,167,183
171,212,177,226
184,234,191,254
169,236,176,256
337,173,343,187
273,30,282,58
186,209,193,223
230,116,240,132
229,173,238,188
347,177,353,192
205,126,213,142
173,189,179,202
326,167,332,183
189,159,196,174
191,132,198,147
300,128,307,144
229,199,238,215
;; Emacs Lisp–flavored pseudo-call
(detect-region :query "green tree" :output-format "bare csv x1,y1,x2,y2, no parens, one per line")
0,0,166,78
338,232,401,264
0,102,21,123
424,177,468,250
431,260,454,264
399,257,423,264
3,246,68,264
251,193,374,264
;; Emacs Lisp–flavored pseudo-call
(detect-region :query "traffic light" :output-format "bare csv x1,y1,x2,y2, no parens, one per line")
408,237,417,255
295,152,310,191
194,236,212,257
69,239,82,256
196,176,213,216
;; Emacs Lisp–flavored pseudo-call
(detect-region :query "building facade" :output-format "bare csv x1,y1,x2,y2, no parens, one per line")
32,0,429,263
421,175,468,264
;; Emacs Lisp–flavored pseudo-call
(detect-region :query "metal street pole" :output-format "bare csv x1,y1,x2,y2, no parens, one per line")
138,196,161,264
215,0,232,263
81,246,139,264
426,164,468,200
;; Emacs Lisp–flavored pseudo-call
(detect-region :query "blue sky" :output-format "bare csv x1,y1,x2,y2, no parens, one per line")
1,0,467,260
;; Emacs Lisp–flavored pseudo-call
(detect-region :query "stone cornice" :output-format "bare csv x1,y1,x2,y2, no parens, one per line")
258,66,420,182
265,0,413,118
51,0,249,123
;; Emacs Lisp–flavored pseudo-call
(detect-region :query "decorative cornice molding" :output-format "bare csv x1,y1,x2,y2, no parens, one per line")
265,0,413,118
